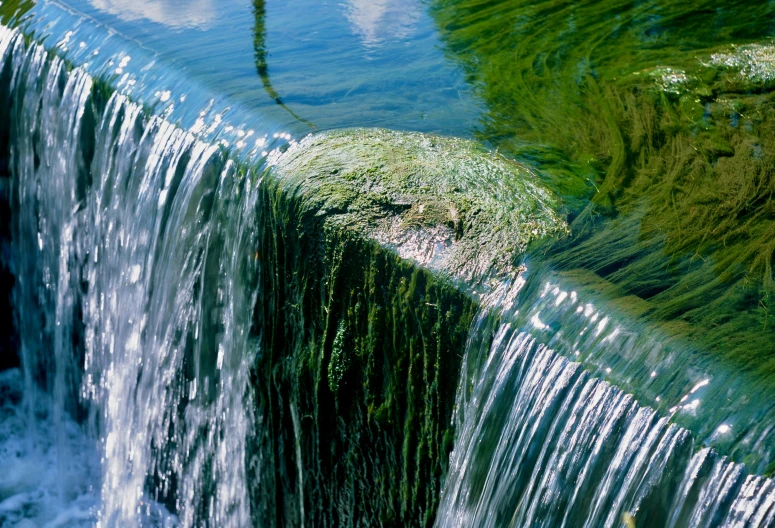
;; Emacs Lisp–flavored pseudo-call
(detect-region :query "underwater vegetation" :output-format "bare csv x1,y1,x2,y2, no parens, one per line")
431,0,775,386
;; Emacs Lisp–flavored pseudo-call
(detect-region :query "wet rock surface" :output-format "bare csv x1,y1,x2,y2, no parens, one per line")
270,128,568,288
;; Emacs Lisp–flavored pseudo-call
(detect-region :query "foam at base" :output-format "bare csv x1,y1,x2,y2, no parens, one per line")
0,370,177,527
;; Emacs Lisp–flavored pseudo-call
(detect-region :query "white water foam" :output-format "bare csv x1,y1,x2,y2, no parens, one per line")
0,368,179,527
0,369,99,527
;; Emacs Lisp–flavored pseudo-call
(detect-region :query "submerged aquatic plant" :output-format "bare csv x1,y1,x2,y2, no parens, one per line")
430,0,775,384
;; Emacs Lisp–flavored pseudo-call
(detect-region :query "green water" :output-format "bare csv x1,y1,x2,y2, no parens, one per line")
428,0,775,385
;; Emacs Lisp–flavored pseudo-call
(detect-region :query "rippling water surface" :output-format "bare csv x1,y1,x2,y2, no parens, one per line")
23,0,482,135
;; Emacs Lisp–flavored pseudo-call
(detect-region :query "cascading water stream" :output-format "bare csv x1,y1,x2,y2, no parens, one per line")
2,6,775,526
1,24,263,527
435,278,775,528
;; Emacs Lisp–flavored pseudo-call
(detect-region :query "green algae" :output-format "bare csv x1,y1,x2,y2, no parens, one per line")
250,176,478,526
429,0,775,389
250,128,570,526
0,0,34,26
547,47,775,385
268,128,568,288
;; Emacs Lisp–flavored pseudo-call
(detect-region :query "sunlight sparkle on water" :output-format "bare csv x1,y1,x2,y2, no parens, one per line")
531,312,548,331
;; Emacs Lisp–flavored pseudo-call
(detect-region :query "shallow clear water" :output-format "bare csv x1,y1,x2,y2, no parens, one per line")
23,0,482,136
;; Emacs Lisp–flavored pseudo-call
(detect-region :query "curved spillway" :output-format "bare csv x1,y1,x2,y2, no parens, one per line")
437,277,775,528
0,3,775,528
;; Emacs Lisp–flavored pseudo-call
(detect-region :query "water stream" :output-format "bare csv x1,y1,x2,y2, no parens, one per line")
436,278,775,527
1,0,775,526
1,24,262,526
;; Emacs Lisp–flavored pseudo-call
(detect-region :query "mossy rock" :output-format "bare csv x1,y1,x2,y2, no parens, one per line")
708,43,775,89
269,128,568,287
635,43,775,101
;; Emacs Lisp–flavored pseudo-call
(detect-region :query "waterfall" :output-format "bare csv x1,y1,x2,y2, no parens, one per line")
2,9,775,527
2,24,262,527
435,277,775,528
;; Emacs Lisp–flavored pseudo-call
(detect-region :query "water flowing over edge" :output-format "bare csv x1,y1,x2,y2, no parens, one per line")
0,18,478,526
1,22,263,526
436,277,775,528
1,13,775,528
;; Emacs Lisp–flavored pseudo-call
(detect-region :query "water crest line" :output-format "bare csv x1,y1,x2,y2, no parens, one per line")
436,278,775,528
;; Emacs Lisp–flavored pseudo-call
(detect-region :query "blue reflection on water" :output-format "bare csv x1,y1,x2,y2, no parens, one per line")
33,0,481,136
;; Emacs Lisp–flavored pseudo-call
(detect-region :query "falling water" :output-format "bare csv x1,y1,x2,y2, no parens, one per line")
3,6,775,526
1,23,263,527
436,277,775,528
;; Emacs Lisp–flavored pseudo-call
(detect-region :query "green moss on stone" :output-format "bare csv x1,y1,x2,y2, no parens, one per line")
269,128,568,288
249,126,570,526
